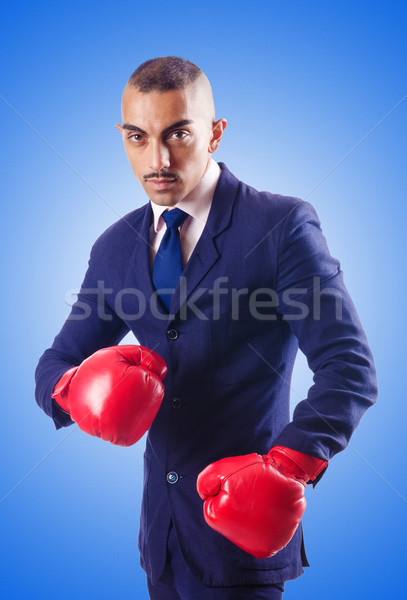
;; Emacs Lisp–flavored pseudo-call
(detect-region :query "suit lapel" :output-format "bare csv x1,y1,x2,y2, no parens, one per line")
170,163,240,318
124,202,157,311
125,163,241,322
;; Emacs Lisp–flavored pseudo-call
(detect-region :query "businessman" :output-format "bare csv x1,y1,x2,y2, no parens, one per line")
35,56,378,599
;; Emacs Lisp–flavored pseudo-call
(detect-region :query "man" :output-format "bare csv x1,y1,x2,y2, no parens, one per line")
35,56,378,599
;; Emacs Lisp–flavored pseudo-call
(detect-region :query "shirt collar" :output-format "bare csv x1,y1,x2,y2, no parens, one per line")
150,159,221,233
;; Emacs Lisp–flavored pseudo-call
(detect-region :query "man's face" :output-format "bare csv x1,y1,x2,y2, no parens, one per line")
117,80,225,206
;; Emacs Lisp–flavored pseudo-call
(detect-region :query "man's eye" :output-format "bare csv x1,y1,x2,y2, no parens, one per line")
129,134,143,142
170,131,188,140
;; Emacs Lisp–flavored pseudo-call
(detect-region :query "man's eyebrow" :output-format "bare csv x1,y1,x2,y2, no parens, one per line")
121,119,193,136
161,119,193,136
122,124,147,134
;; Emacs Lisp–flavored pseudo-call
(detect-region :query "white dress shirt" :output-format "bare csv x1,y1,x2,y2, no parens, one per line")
149,159,221,270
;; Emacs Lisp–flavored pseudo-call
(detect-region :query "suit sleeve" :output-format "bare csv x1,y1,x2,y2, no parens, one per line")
35,243,130,430
271,200,378,466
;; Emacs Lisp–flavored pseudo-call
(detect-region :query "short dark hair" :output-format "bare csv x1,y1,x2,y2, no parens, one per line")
128,56,202,93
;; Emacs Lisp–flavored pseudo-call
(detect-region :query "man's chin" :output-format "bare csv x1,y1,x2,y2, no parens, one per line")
145,185,185,207
149,194,181,207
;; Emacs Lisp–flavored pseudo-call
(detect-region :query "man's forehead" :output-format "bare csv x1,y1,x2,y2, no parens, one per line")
121,77,214,127
122,86,193,121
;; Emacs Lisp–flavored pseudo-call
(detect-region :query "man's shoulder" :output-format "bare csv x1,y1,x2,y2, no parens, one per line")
241,180,302,212
220,163,305,219
91,203,150,253
234,178,309,233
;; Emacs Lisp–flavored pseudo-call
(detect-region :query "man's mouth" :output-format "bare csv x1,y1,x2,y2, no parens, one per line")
144,176,178,190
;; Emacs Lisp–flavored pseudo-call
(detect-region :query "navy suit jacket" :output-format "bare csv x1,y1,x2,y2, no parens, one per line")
35,163,378,586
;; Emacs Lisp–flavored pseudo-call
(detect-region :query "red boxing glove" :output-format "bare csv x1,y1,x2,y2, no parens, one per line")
52,345,167,447
197,446,327,559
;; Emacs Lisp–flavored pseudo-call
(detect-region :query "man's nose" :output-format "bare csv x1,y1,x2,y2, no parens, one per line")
148,140,170,171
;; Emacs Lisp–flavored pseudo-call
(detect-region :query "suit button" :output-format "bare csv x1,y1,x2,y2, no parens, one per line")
171,397,182,410
166,328,179,340
166,471,179,484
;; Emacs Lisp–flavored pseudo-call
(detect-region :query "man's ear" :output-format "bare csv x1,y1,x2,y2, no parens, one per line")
209,118,227,153
116,123,124,136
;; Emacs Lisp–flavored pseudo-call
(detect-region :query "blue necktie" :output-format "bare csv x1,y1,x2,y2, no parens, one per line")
152,208,189,312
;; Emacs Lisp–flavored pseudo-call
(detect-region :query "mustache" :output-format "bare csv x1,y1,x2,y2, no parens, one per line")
143,170,178,181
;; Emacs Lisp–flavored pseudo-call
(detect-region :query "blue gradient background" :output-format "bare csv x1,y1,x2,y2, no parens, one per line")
1,1,406,598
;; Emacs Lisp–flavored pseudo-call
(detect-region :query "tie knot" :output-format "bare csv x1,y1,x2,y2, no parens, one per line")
162,207,189,229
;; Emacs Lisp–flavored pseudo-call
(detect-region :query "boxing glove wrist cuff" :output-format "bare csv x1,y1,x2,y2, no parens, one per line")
52,399,71,417
269,446,328,483
51,366,78,414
